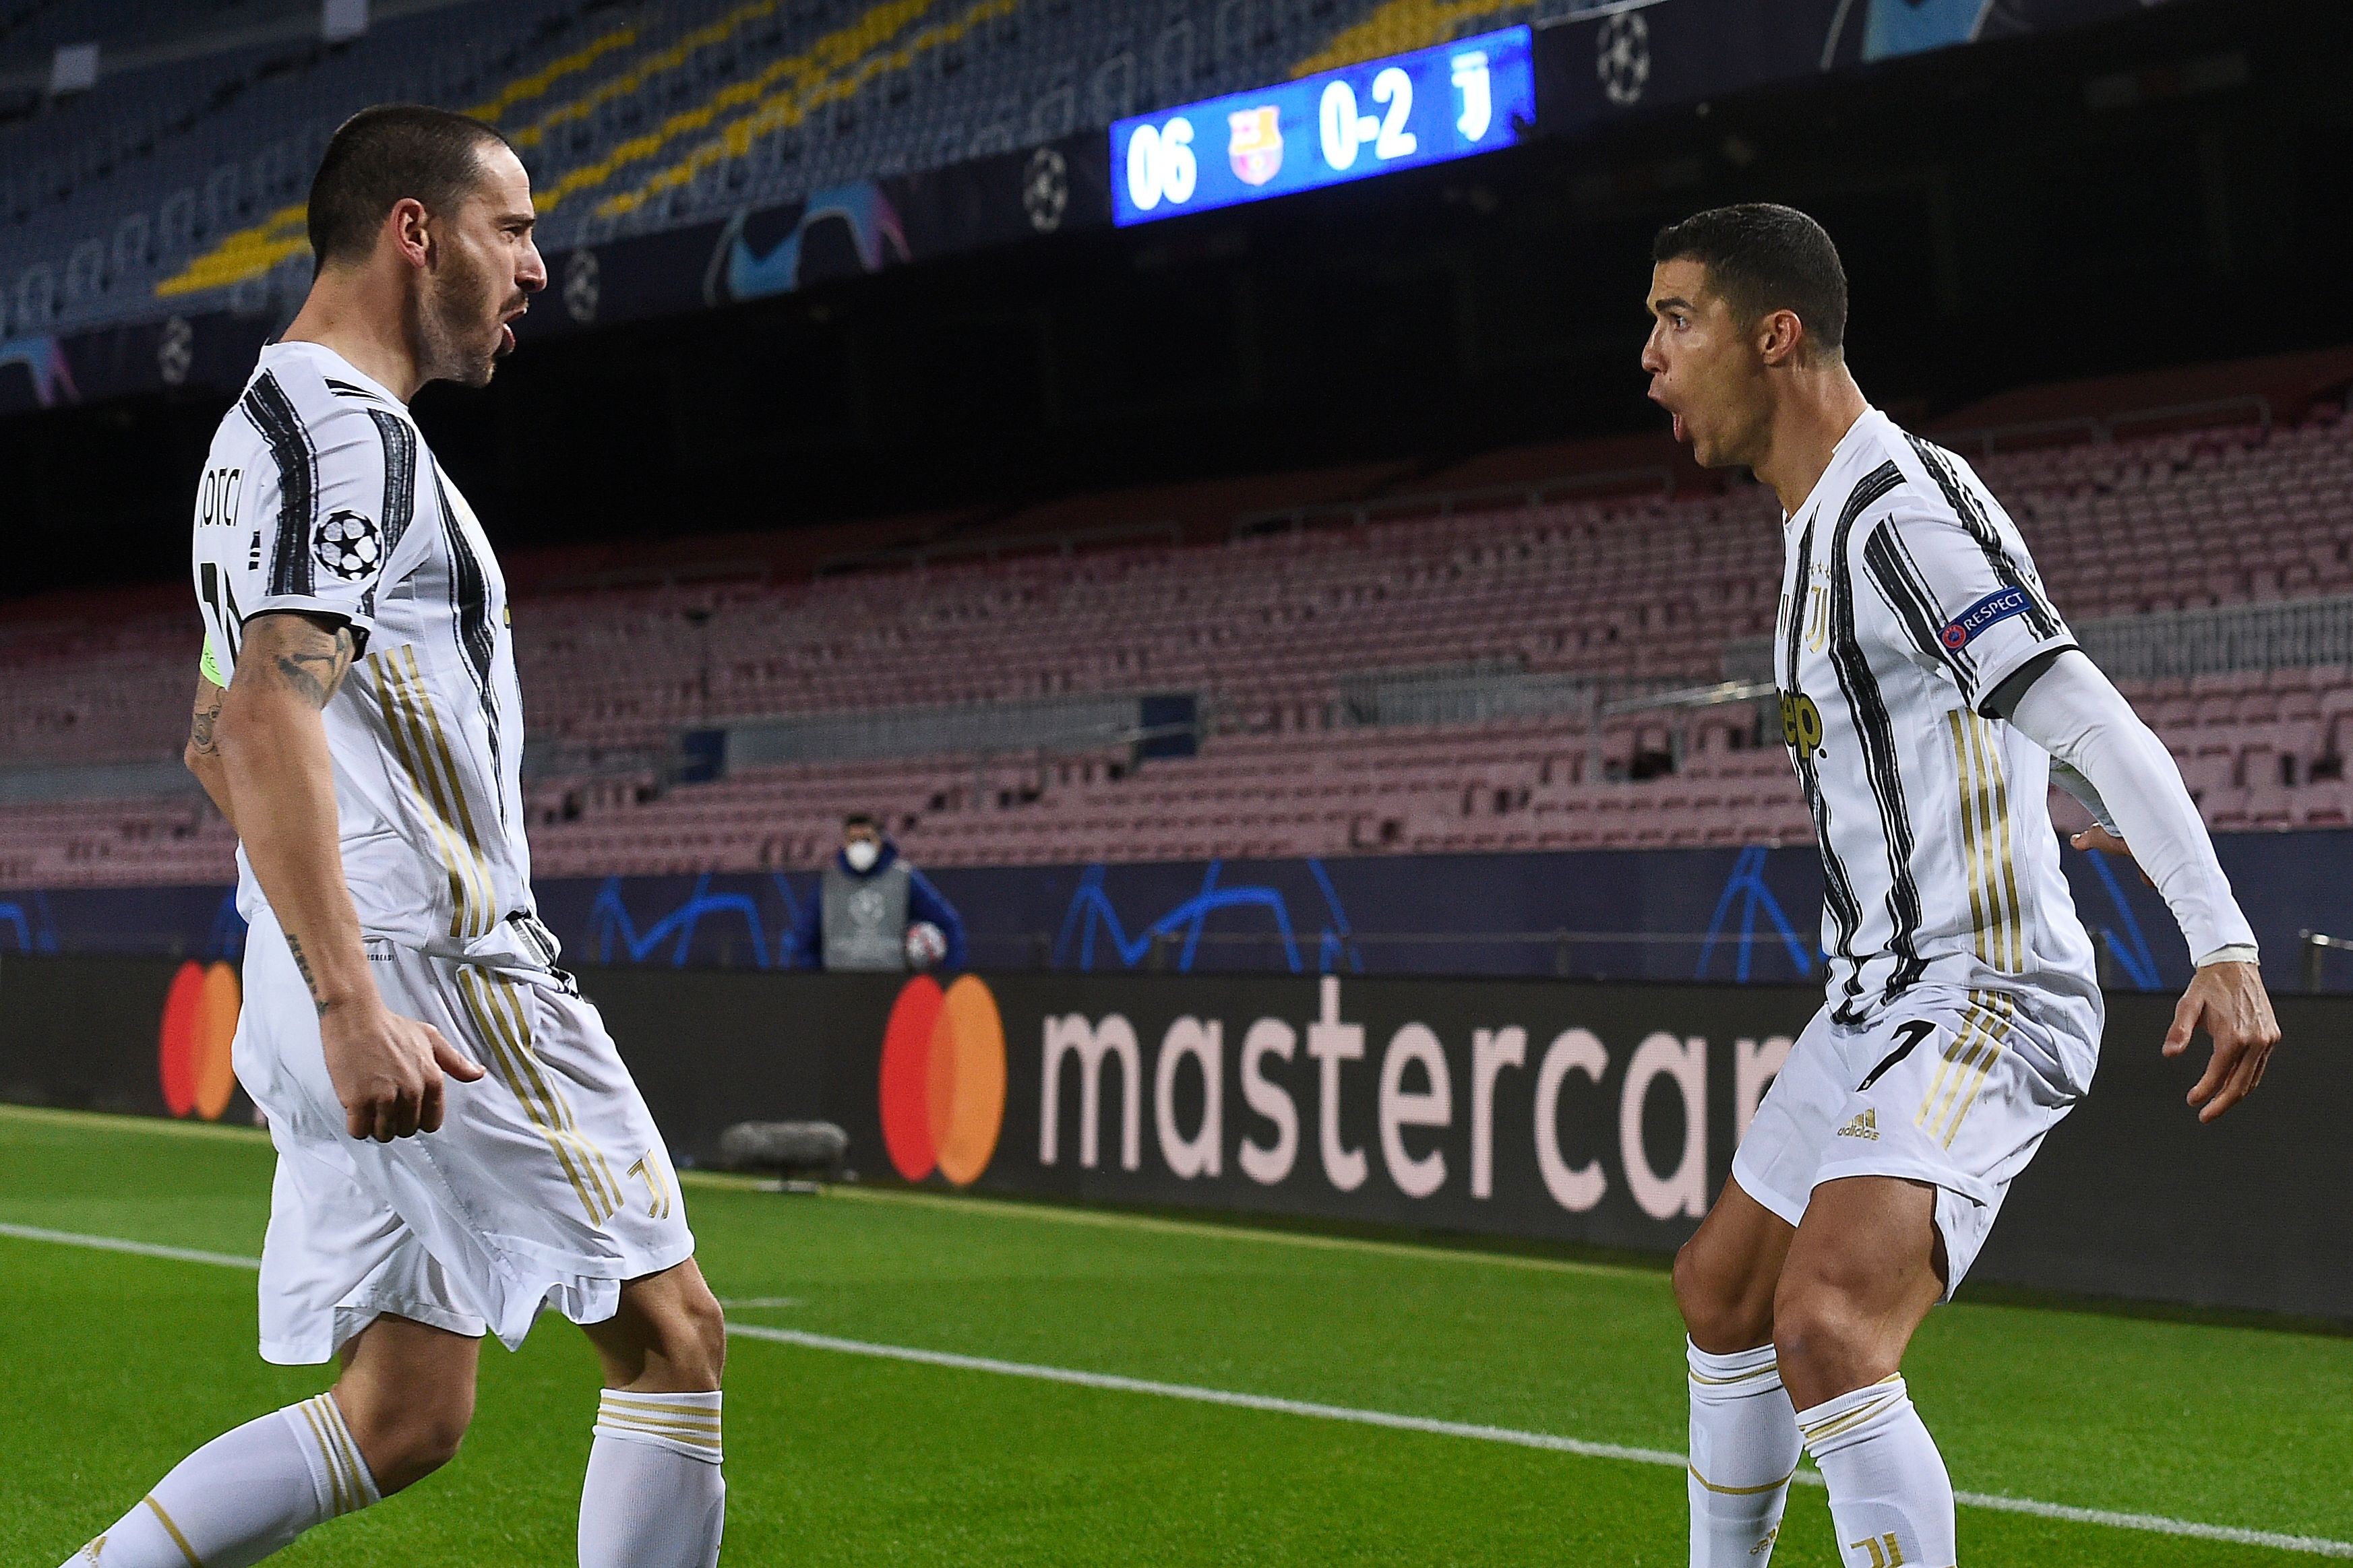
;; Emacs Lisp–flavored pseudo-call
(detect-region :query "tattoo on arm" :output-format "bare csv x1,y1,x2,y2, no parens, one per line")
284,932,329,1016
190,685,224,757
270,624,358,708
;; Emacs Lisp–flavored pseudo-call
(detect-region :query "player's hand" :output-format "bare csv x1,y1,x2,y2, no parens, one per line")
2070,825,2155,888
2164,961,2280,1123
320,1000,485,1141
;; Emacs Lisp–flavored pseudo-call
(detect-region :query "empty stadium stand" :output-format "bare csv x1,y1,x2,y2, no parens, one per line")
3,388,2348,887
0,0,1535,337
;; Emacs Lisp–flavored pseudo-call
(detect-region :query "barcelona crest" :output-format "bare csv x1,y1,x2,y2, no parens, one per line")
1227,106,1283,186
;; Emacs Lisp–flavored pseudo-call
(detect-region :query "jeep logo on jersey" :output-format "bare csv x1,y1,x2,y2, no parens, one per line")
313,509,382,580
1941,586,2030,650
1779,690,1824,754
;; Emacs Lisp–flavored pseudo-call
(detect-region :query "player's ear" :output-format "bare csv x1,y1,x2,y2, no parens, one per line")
388,197,433,271
1756,308,1804,367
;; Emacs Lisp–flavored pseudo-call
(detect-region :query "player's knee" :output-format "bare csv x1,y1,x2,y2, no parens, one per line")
1673,1240,1772,1352
340,1382,474,1493
656,1276,727,1389
687,1280,728,1387
1769,1275,1868,1389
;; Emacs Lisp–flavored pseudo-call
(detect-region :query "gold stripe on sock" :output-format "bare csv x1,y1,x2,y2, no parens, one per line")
297,1399,352,1518
1686,1364,1778,1387
597,1401,715,1429
597,1413,726,1443
1687,1463,1798,1496
320,1393,375,1509
599,1397,723,1423
598,1410,723,1432
596,1421,724,1450
142,1495,204,1567
1799,1380,1905,1446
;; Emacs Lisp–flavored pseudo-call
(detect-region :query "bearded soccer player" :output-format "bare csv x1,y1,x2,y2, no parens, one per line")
1644,205,2280,1567
59,108,727,1567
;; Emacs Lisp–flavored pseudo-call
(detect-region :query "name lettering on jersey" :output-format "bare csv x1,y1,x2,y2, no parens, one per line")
1779,690,1825,756
1939,585,2030,650
197,466,243,528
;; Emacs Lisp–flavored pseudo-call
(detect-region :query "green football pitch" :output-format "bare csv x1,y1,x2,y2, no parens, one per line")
5,1104,2350,1567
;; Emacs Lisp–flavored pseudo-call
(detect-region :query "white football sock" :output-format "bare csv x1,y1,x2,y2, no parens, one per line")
60,1392,378,1568
1686,1340,1801,1567
579,1389,726,1568
1797,1377,1956,1568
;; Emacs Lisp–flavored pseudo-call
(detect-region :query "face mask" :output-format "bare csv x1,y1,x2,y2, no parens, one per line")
845,840,880,873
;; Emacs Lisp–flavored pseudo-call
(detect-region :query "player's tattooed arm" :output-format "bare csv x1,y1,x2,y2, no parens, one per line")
184,670,240,835
283,932,329,1016
251,613,358,708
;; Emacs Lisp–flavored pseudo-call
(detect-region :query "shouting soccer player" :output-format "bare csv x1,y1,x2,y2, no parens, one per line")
60,108,727,1567
1644,205,2280,1567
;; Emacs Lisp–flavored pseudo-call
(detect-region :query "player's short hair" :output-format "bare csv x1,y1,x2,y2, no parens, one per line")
843,812,881,832
1651,203,1848,356
307,104,513,269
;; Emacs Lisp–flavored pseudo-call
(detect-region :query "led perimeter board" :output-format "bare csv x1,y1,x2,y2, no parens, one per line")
1111,26,1536,227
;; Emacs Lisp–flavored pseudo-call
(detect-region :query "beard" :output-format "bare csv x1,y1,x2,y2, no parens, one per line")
417,255,510,389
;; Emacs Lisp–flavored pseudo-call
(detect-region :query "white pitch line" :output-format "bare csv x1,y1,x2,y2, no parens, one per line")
730,1325,2353,1560
5,1220,2348,1558
0,1221,262,1272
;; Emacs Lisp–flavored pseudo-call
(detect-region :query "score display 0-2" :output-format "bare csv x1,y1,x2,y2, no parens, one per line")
1111,26,1536,227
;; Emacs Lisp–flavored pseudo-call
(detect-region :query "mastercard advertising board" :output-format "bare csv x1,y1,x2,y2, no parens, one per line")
9,955,2349,1315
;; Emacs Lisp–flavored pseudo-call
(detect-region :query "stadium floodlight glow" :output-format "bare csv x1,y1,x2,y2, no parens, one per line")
1110,26,1536,227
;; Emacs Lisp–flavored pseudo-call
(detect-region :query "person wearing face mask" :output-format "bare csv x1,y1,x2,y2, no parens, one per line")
789,813,967,972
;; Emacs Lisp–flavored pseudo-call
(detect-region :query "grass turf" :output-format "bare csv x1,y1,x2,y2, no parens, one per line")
2,1105,2347,1566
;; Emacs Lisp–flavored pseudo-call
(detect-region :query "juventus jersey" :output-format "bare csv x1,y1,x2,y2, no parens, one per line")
192,342,553,970
1777,409,2100,1042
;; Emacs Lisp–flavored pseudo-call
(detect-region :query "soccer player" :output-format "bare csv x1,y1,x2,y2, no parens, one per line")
1643,205,2279,1567
59,108,727,1567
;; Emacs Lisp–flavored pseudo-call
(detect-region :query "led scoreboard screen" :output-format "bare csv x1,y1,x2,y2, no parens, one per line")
1111,26,1536,227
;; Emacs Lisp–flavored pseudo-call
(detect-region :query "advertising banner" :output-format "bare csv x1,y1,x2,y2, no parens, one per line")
570,967,2353,1319
5,951,2344,1317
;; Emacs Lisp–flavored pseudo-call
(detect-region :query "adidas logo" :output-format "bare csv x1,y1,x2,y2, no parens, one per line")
1836,1108,1880,1141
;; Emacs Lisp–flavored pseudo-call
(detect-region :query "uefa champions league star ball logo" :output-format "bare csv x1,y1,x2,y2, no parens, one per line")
313,509,383,581
1597,12,1651,106
563,249,601,325
1023,146,1068,234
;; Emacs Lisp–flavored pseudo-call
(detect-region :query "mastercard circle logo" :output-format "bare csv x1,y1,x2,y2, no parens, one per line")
878,974,1005,1186
160,958,241,1121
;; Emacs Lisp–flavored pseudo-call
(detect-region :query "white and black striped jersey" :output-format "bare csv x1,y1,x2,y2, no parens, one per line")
192,342,553,969
1777,409,2100,1042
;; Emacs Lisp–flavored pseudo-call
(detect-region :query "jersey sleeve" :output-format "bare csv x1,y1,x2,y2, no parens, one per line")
1860,496,2075,716
241,379,425,644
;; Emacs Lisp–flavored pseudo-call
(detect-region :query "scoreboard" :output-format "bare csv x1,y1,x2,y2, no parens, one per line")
1110,26,1537,228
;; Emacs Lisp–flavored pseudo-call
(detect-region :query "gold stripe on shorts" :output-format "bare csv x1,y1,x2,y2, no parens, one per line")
454,968,616,1224
477,970,627,1216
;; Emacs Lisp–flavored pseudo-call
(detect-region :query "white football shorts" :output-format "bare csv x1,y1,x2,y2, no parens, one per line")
234,908,694,1364
1732,984,2098,1297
